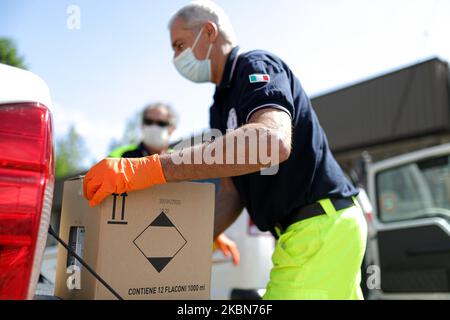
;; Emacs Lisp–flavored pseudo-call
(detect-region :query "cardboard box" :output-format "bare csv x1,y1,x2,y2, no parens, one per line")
54,178,215,300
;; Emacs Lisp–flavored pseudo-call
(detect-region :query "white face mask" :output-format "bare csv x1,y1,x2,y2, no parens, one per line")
173,27,213,83
142,125,170,151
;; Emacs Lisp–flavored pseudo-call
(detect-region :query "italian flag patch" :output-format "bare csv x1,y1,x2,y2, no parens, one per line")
249,74,270,83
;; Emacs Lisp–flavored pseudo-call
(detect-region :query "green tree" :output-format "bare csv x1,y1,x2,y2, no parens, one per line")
55,125,89,178
0,38,27,69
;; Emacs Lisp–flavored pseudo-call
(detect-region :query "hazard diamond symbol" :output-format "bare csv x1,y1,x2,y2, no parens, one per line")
133,212,187,273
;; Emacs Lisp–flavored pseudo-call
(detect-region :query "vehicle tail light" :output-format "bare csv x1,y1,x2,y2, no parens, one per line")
0,103,54,300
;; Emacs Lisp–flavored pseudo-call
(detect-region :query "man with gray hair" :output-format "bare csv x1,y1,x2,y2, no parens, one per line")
84,0,367,300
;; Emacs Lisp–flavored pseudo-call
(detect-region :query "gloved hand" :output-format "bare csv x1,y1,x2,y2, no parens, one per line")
83,155,166,207
213,233,240,266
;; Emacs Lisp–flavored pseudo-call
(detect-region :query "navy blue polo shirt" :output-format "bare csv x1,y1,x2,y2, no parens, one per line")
210,46,358,233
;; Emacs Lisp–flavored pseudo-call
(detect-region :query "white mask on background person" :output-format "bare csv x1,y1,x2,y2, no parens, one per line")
173,26,213,83
142,125,170,150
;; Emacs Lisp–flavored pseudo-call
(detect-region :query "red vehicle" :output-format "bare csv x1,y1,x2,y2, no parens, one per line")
0,63,55,300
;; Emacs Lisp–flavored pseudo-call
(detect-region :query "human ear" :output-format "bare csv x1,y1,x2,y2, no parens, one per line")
204,21,219,43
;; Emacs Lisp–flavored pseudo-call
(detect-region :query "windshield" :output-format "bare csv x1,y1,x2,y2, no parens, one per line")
376,155,450,222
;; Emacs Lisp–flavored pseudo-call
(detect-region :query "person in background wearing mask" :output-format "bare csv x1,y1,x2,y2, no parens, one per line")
109,102,240,266
84,0,367,300
109,102,176,158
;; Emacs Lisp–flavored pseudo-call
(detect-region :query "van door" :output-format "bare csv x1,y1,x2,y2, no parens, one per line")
368,144,450,299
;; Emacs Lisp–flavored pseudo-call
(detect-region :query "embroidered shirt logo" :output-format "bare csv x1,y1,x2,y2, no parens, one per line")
227,108,238,130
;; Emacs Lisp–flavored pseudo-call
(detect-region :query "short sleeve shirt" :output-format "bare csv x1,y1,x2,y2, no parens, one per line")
210,46,358,233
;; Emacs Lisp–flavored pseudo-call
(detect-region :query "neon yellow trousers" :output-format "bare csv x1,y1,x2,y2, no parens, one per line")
263,198,368,300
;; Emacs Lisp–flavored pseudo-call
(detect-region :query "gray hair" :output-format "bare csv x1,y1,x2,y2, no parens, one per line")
168,0,237,46
142,102,178,127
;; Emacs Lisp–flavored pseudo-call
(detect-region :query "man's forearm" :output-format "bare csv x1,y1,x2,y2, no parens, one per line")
213,178,244,238
160,150,260,182
214,190,244,238
160,122,290,182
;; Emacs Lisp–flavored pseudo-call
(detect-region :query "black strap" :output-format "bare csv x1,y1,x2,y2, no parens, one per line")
277,197,355,234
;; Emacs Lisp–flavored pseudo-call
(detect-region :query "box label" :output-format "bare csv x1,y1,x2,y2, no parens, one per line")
67,226,85,268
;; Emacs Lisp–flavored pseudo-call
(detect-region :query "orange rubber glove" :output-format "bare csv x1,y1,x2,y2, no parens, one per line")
83,155,166,207
213,233,240,266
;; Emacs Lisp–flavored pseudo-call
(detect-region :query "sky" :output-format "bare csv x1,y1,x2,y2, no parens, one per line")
1,0,449,164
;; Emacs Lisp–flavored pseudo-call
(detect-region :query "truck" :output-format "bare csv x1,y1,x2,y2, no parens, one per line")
312,57,450,299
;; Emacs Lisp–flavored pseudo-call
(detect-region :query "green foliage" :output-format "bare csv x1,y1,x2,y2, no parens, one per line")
0,38,27,69
55,125,89,178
